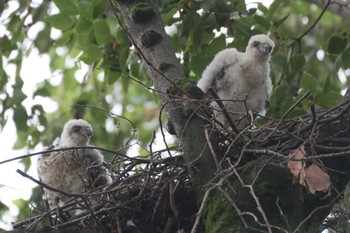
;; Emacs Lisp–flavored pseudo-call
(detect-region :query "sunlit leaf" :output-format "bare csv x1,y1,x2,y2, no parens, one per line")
46,13,74,30
53,0,78,16
116,26,130,44
267,0,282,19
93,0,109,18
8,16,23,41
79,44,103,64
94,19,112,45
53,30,73,46
78,1,94,18
76,19,92,33
161,7,178,25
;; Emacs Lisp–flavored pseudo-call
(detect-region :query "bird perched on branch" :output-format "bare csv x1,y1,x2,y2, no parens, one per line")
37,119,111,216
197,34,274,129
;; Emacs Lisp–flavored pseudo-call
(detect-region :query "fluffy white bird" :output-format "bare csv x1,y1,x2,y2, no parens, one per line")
37,119,111,215
197,34,274,129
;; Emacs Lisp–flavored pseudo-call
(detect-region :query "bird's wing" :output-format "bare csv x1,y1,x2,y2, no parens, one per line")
83,148,112,189
198,48,240,93
37,145,58,212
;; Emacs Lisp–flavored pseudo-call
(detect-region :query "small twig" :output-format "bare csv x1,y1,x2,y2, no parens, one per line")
233,169,273,233
0,146,144,165
71,104,136,129
204,127,220,168
289,0,331,47
261,91,310,143
17,169,83,197
190,185,216,233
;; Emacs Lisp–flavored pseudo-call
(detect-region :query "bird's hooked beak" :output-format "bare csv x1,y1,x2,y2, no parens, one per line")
83,126,93,137
259,43,273,54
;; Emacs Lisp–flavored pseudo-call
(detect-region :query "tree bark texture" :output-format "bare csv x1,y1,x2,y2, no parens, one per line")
116,0,219,189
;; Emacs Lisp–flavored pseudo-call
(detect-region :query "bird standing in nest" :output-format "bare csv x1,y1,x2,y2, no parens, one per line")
197,34,275,129
37,119,111,217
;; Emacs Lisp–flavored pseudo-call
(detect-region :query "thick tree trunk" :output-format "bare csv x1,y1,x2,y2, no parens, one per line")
116,0,219,190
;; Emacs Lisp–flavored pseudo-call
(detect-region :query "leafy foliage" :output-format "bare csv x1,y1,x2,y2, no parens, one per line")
1,0,350,229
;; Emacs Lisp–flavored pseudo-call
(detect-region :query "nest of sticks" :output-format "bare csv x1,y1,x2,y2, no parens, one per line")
12,92,350,233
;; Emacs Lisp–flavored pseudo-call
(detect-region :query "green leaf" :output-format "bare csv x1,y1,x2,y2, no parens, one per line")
8,16,23,41
106,70,120,85
341,47,350,68
78,1,94,19
314,90,342,108
206,35,226,57
53,0,78,16
46,13,73,30
53,30,72,46
75,33,93,49
327,35,348,54
94,19,112,45
200,0,215,11
291,54,305,71
269,84,289,112
191,53,210,76
13,88,27,104
274,14,289,29
34,85,51,97
130,63,140,79
76,19,92,33
13,107,28,132
115,28,127,44
201,13,216,29
253,15,270,29
119,46,129,72
79,44,102,64
301,72,317,94
161,7,178,25
267,0,282,19
272,54,288,71
93,0,108,18
257,3,268,15
121,74,129,92
0,36,13,51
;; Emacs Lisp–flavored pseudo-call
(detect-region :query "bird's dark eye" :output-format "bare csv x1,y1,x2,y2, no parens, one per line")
71,125,82,133
252,41,260,48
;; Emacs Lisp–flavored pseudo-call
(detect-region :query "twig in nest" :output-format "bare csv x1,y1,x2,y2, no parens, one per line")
208,87,240,135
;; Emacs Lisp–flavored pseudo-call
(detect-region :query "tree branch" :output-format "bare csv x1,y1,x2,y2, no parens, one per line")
304,0,350,20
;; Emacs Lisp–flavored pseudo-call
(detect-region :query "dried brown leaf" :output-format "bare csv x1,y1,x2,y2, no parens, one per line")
304,164,331,194
287,146,306,185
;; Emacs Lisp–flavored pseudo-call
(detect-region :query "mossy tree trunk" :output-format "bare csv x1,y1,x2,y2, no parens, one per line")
116,1,350,233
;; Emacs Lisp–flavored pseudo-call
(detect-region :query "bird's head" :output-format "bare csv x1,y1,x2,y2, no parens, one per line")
59,119,93,147
246,34,275,59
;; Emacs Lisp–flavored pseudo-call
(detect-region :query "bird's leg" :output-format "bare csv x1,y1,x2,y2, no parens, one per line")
54,197,70,223
208,87,240,135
